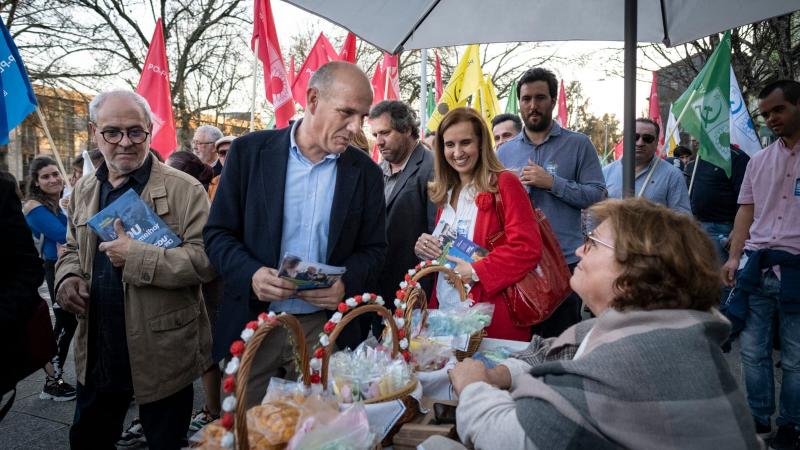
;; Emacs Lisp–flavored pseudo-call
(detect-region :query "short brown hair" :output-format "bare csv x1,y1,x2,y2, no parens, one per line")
428,107,505,206
588,198,719,311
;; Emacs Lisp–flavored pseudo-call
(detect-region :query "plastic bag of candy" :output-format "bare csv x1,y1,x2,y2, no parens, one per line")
289,403,376,450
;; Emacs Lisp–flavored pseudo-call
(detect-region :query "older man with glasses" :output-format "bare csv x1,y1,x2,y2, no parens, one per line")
602,117,691,214
55,89,216,450
192,125,224,175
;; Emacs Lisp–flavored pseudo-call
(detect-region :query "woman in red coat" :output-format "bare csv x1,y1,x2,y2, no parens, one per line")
415,108,542,341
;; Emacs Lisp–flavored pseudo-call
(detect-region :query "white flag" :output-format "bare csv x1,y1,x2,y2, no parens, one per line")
663,104,680,157
729,66,761,156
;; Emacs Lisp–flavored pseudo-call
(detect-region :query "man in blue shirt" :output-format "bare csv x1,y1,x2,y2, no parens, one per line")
603,118,691,214
205,62,387,408
497,68,606,337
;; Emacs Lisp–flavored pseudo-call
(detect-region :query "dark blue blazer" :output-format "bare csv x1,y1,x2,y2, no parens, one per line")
203,126,387,361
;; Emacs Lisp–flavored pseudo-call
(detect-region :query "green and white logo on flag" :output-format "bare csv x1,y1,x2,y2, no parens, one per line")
673,31,732,176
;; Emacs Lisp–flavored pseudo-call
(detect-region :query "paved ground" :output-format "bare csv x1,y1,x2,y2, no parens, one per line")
0,286,779,449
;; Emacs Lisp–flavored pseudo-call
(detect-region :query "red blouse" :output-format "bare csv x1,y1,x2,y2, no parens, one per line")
431,171,542,341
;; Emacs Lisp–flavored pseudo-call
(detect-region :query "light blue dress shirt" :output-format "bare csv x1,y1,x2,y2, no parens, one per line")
270,119,339,314
602,156,692,214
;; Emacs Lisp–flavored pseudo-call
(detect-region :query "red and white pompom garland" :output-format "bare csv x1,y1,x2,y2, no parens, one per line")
392,260,474,326
218,310,279,448
307,292,402,387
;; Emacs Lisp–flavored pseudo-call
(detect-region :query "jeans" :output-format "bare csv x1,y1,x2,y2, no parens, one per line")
700,222,734,305
739,270,800,426
44,260,78,379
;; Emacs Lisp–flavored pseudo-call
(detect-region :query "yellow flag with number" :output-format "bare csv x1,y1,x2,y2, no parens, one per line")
427,44,482,131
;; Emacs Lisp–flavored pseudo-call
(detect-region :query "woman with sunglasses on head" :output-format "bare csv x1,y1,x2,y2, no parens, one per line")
442,198,760,449
602,118,691,214
414,107,542,341
22,156,78,401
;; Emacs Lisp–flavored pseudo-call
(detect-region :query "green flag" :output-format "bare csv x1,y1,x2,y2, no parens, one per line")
505,80,519,114
427,84,436,120
673,31,731,176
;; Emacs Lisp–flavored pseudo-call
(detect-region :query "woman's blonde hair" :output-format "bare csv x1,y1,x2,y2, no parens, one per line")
428,107,506,206
589,198,720,311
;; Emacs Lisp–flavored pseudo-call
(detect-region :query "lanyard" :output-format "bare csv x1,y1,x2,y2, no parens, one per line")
637,157,660,198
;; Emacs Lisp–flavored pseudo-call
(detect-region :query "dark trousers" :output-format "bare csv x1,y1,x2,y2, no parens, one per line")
530,262,583,338
70,381,193,450
44,260,78,378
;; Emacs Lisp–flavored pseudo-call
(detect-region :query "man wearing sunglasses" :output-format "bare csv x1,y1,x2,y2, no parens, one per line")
54,90,217,449
603,118,691,214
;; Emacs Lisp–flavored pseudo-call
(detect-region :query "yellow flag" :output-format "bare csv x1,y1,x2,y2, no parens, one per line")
427,44,482,131
479,74,501,125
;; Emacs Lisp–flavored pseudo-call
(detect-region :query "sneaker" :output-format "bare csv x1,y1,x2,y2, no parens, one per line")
117,418,146,447
39,377,76,401
756,420,773,439
771,424,800,449
189,408,218,433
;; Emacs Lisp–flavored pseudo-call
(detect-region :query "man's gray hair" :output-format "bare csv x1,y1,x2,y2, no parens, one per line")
194,125,224,141
89,90,153,125
369,100,420,139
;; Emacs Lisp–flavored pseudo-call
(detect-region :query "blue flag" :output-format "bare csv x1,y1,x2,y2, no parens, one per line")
0,20,37,145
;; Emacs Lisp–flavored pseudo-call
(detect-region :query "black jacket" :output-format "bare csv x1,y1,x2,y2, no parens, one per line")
203,127,387,361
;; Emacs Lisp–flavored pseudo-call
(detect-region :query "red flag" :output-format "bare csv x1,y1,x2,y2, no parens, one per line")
252,0,294,128
292,32,339,108
338,32,357,63
371,61,385,105
136,18,177,159
648,71,664,150
382,53,400,100
614,140,624,160
557,80,568,128
288,54,296,88
434,50,442,102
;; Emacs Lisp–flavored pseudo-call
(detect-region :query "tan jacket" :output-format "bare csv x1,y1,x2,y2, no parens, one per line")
55,157,216,403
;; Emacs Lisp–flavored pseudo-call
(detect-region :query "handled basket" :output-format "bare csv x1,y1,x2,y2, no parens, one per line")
402,264,485,361
320,302,420,446
233,314,310,450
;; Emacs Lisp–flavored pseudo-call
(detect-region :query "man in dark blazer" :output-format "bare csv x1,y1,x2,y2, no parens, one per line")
368,101,436,332
204,62,386,407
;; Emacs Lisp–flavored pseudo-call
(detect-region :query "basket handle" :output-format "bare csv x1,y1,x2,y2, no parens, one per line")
411,265,468,301
320,304,400,390
234,314,309,450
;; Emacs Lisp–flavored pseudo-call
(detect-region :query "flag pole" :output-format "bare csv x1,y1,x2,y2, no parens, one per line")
420,49,428,139
250,38,259,132
36,108,72,189
688,153,701,196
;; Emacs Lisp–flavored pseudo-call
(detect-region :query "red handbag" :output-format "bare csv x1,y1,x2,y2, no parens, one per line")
487,192,572,327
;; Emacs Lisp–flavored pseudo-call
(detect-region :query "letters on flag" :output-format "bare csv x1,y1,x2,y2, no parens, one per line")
136,18,177,158
0,20,37,145
729,66,761,156
252,0,295,127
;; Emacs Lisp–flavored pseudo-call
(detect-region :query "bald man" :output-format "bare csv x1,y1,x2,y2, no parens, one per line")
204,62,387,406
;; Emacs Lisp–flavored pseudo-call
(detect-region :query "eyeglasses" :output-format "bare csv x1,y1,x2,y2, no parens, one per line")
583,231,615,253
192,141,215,146
635,133,656,144
99,129,149,145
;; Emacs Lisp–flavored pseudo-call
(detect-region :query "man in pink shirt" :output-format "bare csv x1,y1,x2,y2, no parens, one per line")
722,79,800,448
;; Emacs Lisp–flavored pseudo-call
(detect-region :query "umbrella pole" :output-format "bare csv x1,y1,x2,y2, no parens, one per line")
420,49,428,138
622,0,637,197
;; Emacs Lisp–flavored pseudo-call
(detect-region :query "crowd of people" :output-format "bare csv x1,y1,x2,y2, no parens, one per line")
1,61,798,450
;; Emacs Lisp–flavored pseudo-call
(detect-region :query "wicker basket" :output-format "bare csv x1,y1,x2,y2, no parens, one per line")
404,265,485,361
232,314,310,450
321,303,420,446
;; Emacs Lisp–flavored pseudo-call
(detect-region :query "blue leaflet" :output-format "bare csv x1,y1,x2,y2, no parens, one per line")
87,189,181,248
439,235,488,269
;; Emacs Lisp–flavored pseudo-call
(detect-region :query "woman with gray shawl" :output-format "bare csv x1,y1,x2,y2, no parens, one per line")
447,198,761,450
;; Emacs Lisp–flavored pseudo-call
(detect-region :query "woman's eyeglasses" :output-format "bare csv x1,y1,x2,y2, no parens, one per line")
583,231,615,253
